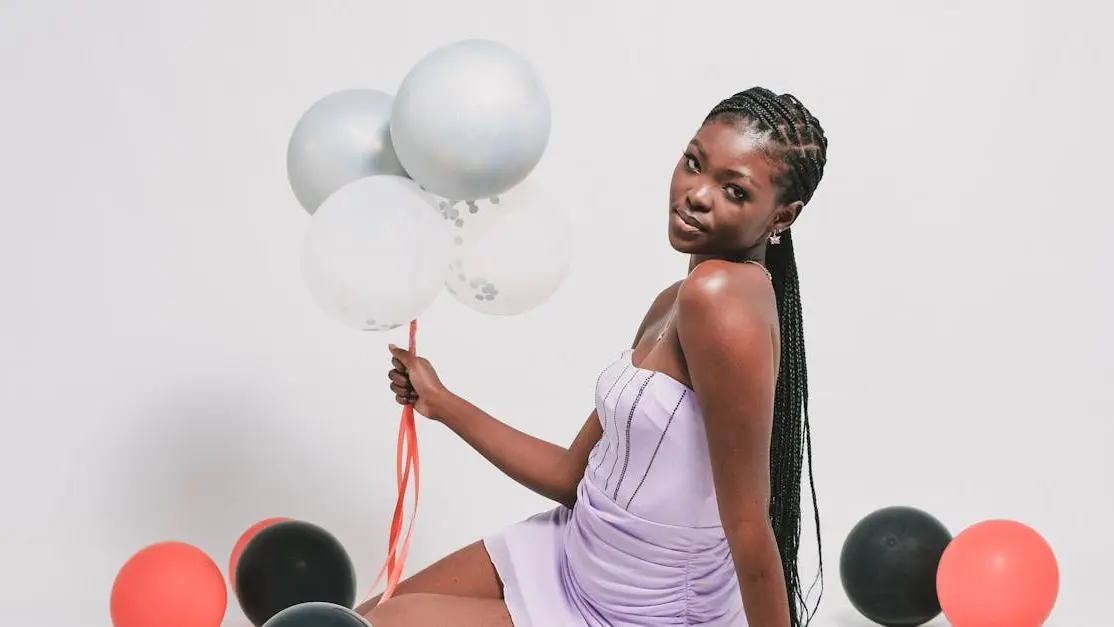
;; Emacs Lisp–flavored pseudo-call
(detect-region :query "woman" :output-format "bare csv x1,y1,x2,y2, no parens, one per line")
358,86,828,627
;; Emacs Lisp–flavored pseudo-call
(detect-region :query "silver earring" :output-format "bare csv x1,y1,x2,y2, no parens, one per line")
769,230,781,245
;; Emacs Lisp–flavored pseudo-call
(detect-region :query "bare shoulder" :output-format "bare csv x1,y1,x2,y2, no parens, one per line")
676,260,775,352
678,260,771,316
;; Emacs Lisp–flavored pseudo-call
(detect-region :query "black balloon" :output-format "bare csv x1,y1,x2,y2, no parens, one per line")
263,602,370,627
839,506,952,627
235,520,357,626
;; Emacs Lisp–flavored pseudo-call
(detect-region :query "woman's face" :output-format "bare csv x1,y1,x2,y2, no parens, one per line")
667,119,800,257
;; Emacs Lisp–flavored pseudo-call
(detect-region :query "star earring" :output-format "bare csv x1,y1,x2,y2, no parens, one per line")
769,230,782,245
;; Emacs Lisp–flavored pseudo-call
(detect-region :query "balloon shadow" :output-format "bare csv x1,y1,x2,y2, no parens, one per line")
830,606,952,627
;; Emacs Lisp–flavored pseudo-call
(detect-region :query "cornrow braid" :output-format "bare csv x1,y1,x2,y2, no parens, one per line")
703,87,828,627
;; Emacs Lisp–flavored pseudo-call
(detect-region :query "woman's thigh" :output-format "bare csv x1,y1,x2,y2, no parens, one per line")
363,593,512,627
355,540,504,615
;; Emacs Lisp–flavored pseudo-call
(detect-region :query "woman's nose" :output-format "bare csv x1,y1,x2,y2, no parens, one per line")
685,184,713,212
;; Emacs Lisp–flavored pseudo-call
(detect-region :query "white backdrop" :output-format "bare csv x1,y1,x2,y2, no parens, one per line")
1,0,1111,625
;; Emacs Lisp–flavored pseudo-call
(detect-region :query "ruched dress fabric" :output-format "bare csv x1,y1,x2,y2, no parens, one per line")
483,349,745,626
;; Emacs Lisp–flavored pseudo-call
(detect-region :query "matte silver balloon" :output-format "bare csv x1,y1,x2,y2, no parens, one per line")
287,89,408,214
391,39,551,201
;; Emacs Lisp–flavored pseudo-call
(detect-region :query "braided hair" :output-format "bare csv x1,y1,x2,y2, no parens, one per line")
704,87,828,627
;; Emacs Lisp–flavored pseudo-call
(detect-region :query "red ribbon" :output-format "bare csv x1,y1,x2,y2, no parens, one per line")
363,319,421,605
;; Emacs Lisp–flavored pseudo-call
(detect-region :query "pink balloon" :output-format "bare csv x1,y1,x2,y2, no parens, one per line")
937,519,1059,627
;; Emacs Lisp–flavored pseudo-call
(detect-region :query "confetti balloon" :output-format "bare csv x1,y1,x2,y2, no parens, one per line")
301,175,453,331
440,180,572,315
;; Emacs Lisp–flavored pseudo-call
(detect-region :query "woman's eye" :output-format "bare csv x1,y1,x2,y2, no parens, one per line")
725,185,747,201
684,154,699,172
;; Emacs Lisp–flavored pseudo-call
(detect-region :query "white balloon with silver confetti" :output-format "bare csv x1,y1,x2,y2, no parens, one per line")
444,180,572,315
302,175,452,331
430,192,510,247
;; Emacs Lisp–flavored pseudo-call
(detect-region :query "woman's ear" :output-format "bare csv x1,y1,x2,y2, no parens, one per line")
772,200,804,234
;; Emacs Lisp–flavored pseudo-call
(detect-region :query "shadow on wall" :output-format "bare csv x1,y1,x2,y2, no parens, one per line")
830,608,950,627
98,381,385,577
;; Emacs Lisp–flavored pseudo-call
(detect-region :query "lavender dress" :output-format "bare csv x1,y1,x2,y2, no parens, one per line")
483,349,746,626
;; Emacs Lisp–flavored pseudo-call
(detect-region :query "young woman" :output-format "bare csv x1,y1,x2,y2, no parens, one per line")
359,86,828,627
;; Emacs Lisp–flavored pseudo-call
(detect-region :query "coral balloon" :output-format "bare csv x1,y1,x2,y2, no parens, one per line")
110,541,227,627
230,517,290,587
937,519,1059,627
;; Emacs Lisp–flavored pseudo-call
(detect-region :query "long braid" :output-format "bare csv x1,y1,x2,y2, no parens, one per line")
703,88,828,627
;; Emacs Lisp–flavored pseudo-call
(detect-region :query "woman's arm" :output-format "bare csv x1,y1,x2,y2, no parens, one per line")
430,394,599,509
675,261,791,627
392,282,682,509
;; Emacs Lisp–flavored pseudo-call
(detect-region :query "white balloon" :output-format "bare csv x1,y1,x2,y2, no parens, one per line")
444,182,573,315
429,193,512,248
287,89,408,214
391,39,551,201
302,175,452,331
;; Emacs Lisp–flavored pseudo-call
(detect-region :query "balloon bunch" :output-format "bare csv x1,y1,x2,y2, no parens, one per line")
109,39,568,627
111,518,367,627
840,507,1059,627
290,38,568,610
291,38,572,328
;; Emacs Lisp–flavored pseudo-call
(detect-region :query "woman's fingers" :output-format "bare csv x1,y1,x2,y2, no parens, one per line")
394,393,419,405
387,362,420,408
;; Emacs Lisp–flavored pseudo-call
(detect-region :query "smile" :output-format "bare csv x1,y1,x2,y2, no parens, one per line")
672,208,706,231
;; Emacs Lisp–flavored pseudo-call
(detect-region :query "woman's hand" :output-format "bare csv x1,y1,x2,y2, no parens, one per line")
387,344,450,420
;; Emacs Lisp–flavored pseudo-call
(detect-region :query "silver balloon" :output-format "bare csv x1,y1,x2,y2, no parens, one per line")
287,89,408,214
391,39,551,201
